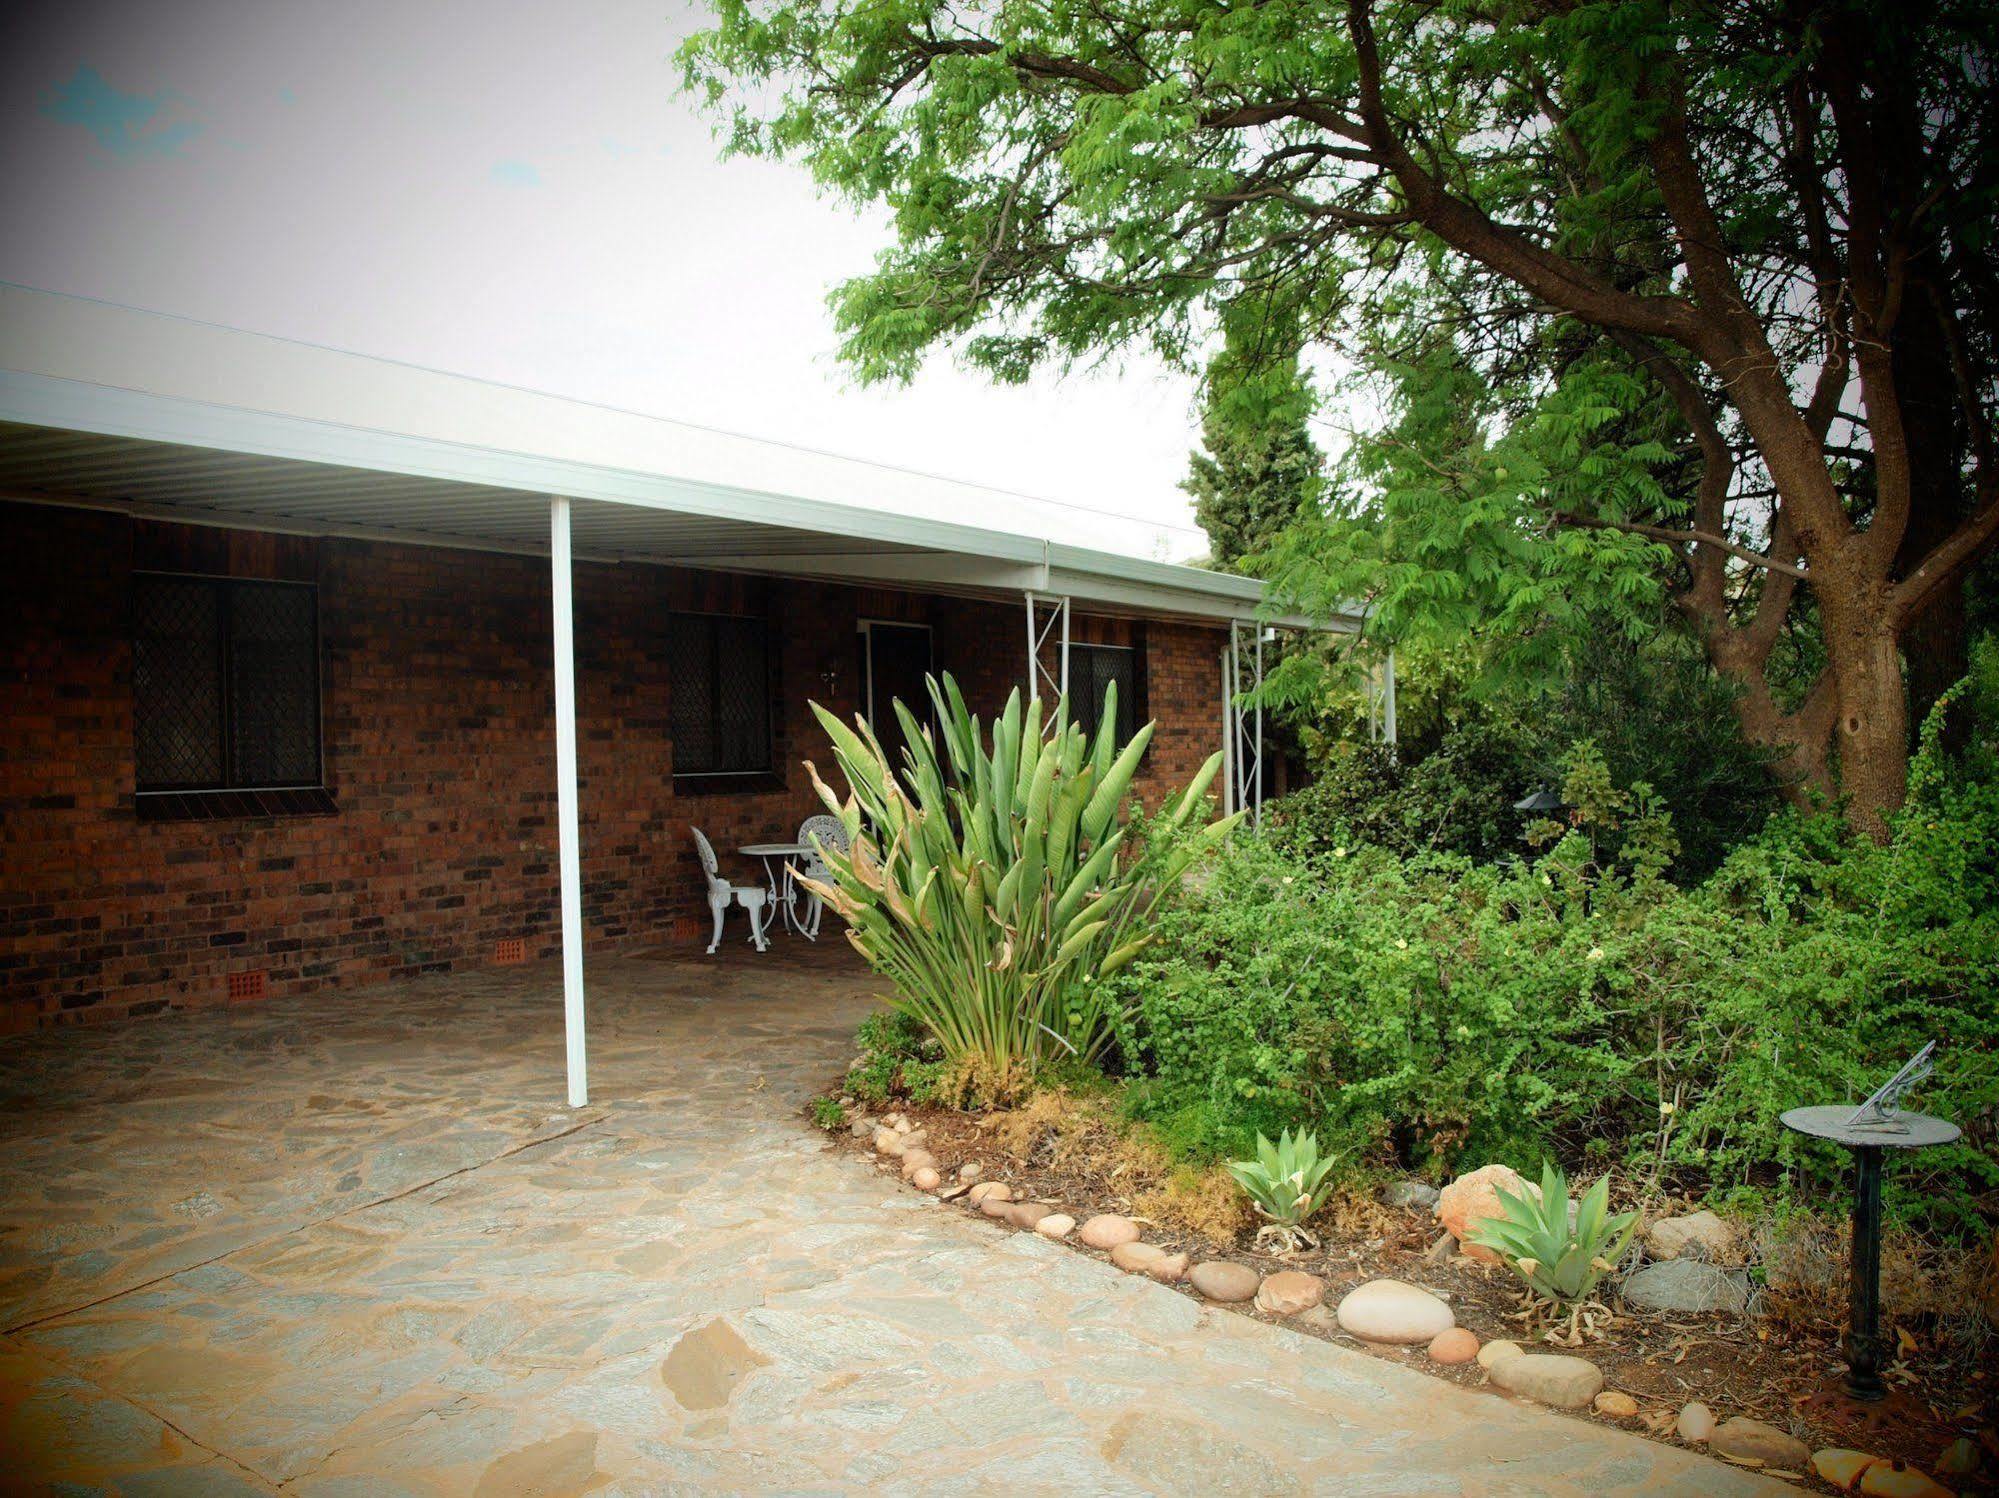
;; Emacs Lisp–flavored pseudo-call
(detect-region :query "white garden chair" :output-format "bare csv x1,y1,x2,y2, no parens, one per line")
690,827,769,954
794,813,852,941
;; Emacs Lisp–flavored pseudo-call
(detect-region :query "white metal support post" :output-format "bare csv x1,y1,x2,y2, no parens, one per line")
1219,646,1234,818
1225,620,1267,827
1365,647,1401,753
1022,591,1072,709
549,495,588,1108
1383,645,1399,751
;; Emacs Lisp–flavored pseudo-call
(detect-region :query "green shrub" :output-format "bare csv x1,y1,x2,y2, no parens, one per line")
1112,679,1999,1240
1528,628,1778,882
1272,626,1778,881
842,1008,948,1105
1268,720,1529,864
803,673,1236,1099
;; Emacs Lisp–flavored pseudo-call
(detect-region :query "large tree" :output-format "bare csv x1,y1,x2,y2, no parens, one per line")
1184,303,1323,571
683,0,1999,836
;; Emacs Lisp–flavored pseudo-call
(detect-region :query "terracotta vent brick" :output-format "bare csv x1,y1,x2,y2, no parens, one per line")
494,938,528,965
226,970,268,1003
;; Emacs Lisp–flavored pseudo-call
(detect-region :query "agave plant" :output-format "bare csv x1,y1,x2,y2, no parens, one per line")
797,673,1236,1097
1464,1161,1638,1342
1226,1128,1340,1255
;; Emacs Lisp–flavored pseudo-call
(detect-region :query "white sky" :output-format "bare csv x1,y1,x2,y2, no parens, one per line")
0,0,1211,561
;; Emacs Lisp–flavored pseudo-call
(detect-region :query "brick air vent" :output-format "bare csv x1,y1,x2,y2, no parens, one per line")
494,938,528,965
227,970,268,1003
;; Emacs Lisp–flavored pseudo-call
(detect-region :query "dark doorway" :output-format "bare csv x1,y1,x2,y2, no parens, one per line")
860,621,934,770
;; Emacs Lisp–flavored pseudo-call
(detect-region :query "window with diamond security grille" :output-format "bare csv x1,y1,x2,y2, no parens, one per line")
1069,643,1140,744
670,612,772,775
133,575,321,790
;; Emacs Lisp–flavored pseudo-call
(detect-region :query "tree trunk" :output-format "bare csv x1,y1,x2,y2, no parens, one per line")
1820,595,1909,839
1892,274,1972,739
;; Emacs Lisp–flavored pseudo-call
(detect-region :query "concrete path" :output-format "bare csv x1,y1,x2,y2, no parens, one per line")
0,951,1782,1496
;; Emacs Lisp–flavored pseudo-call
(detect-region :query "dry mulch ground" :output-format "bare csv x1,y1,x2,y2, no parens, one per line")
822,1097,1997,1495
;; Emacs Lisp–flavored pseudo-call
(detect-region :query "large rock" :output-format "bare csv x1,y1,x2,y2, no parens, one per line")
1188,1261,1260,1303
1334,1278,1455,1344
1078,1214,1141,1250
1035,1213,1076,1240
1645,1209,1733,1262
1254,1271,1325,1316
1475,1338,1522,1370
967,1181,1012,1205
1593,1390,1638,1418
1487,1352,1605,1410
1436,1164,1532,1264
1710,1417,1809,1471
1621,1259,1751,1314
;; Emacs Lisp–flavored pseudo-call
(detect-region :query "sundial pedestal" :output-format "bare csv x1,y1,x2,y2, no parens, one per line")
1780,1105,1960,1403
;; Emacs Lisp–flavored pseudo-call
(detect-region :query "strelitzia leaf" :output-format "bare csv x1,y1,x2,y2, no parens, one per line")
804,673,1226,1085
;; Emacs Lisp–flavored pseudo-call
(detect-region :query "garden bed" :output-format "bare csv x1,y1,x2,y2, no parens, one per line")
822,1096,1996,1495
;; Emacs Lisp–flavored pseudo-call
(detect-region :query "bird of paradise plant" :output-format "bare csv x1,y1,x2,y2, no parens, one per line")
797,673,1236,1101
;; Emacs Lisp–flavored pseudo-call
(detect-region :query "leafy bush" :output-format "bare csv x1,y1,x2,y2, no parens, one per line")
803,674,1235,1100
1225,1127,1340,1253
1465,1161,1637,1315
1530,630,1778,880
841,1008,948,1106
1111,672,1999,1240
1270,626,1776,881
1268,720,1529,864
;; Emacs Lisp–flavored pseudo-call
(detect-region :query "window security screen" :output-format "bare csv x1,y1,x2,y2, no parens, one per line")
133,575,320,791
669,612,772,775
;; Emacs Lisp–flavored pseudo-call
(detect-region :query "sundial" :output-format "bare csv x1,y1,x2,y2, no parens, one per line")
1781,1043,1960,1403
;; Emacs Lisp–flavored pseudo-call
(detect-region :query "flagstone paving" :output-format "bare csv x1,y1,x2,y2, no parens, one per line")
0,949,1784,1495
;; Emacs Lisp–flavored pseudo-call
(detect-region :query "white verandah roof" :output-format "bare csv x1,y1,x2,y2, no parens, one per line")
0,282,1351,631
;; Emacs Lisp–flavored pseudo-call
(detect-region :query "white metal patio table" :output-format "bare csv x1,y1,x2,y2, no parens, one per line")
738,841,815,937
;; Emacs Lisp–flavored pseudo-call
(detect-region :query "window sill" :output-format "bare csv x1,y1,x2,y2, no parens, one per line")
135,787,339,822
670,771,788,798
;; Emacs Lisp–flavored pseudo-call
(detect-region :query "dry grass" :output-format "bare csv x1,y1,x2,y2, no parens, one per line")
981,1087,1255,1240
1131,1164,1255,1241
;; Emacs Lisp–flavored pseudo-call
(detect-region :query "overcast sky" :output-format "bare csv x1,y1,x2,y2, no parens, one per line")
0,0,1211,561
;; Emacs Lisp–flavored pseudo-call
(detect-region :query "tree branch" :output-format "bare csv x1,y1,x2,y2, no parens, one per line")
1556,512,1811,579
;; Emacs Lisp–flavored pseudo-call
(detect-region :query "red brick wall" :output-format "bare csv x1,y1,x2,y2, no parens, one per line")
0,503,1225,1029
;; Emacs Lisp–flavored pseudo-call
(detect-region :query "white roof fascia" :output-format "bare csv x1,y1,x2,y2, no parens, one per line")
1,283,1357,629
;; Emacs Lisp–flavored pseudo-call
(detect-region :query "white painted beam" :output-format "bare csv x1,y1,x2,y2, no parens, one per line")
687,549,1047,592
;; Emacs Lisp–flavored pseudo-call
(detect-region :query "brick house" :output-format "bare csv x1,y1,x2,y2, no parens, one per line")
0,285,1374,1094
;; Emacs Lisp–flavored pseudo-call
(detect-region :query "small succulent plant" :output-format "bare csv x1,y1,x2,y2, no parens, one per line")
1465,1160,1637,1339
1226,1128,1340,1254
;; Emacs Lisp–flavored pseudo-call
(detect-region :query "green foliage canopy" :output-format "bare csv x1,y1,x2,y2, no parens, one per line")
680,0,1999,831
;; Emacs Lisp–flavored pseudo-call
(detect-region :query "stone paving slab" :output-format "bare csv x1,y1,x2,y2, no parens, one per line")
0,952,1785,1495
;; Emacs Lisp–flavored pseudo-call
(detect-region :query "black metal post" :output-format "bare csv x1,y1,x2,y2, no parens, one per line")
1845,1144,1886,1401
